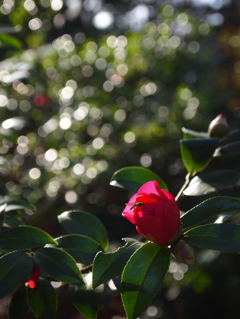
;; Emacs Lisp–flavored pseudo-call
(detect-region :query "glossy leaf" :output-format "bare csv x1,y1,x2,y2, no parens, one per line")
27,278,57,319
9,284,28,319
33,247,85,286
180,138,219,174
214,141,240,157
58,211,108,251
55,234,102,264
0,204,7,232
182,127,208,140
110,166,168,192
0,199,34,212
184,224,240,253
181,196,240,230
3,210,23,228
121,242,170,319
0,226,57,252
100,283,112,312
183,170,240,196
0,251,34,299
214,127,240,158
69,284,104,319
92,238,143,288
219,129,240,147
0,200,33,228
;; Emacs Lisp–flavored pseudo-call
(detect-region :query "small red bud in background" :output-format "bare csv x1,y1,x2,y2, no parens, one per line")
33,94,51,107
170,240,195,266
208,114,228,138
27,265,41,289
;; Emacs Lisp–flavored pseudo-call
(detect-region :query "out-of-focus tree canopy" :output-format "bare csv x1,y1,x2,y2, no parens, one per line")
0,0,240,231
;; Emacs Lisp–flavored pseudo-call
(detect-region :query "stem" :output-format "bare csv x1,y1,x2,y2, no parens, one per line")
175,173,192,202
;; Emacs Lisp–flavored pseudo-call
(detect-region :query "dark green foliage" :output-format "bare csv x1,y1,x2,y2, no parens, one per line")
121,243,170,319
110,166,168,192
33,247,85,286
0,251,34,299
27,278,57,319
1,1,240,319
58,211,108,251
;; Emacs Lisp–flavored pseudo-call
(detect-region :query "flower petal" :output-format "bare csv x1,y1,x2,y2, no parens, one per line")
135,194,158,204
122,194,138,224
137,181,162,198
137,181,175,200
146,228,172,245
160,189,175,200
160,200,180,233
136,226,146,237
135,214,162,234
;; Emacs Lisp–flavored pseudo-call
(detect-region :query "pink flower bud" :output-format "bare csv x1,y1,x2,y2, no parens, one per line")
170,240,195,266
27,265,41,289
122,181,182,246
208,114,228,138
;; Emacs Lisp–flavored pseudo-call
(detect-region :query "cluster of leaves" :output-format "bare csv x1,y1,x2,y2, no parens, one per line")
106,124,240,318
1,1,240,318
1,117,240,319
0,202,109,318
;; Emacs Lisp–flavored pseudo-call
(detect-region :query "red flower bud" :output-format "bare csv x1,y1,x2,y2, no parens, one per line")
170,240,195,266
122,181,182,246
208,114,228,138
33,94,51,107
27,265,41,289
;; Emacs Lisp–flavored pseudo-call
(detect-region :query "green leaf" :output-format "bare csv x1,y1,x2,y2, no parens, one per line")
33,247,85,286
58,211,108,251
184,224,240,253
220,129,240,147
180,138,219,174
0,251,34,299
0,226,57,252
121,242,170,319
0,203,7,232
54,234,102,264
69,284,104,319
214,141,240,157
27,278,57,319
0,200,34,228
9,285,28,319
182,127,208,140
110,166,168,193
181,196,240,231
92,238,143,288
0,34,22,48
0,199,34,212
4,210,23,227
100,283,112,312
183,170,240,196
214,128,240,158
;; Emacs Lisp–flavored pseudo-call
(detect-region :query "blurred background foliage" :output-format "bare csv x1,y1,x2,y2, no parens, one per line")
1,0,240,318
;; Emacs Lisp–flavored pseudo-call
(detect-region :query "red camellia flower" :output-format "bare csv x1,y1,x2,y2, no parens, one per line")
122,181,182,246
